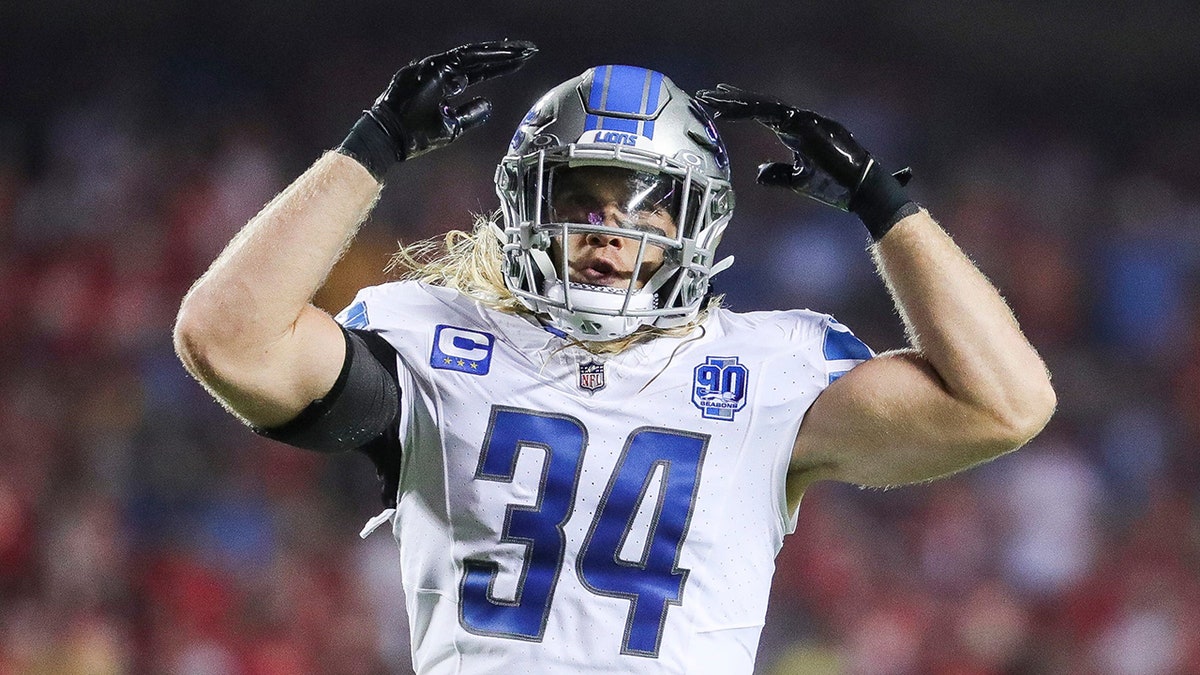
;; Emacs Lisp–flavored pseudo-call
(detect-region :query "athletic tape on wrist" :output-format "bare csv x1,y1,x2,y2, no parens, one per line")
850,164,914,241
336,114,399,182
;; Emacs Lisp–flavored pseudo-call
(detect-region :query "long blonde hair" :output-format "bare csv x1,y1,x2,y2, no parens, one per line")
386,213,719,355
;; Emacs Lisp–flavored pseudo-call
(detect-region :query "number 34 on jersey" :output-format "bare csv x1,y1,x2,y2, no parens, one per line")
459,406,709,658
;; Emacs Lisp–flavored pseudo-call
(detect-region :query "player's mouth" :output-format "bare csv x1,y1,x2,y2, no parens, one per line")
571,258,631,287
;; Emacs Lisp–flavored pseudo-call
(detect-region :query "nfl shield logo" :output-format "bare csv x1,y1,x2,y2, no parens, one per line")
578,361,606,392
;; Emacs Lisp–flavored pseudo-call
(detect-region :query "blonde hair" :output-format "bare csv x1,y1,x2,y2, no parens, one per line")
386,213,719,355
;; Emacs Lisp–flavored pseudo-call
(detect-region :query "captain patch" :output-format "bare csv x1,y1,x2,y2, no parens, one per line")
431,325,495,375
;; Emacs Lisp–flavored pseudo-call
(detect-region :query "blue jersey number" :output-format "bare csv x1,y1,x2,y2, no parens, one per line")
459,408,709,658
460,407,587,641
577,427,708,656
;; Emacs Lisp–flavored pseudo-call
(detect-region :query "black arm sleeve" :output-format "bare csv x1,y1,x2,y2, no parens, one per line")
254,326,404,507
255,326,400,453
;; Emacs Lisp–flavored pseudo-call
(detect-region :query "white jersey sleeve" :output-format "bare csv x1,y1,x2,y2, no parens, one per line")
334,282,871,674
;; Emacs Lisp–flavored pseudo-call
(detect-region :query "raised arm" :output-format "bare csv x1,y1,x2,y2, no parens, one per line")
695,85,1055,490
173,40,536,431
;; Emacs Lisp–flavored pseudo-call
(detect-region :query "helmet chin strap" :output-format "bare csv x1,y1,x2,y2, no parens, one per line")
542,281,658,340
544,280,660,310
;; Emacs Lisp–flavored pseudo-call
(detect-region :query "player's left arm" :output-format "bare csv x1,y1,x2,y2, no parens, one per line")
792,208,1055,488
696,85,1056,489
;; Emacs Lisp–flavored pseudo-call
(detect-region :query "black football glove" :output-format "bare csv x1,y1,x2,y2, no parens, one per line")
694,84,916,241
337,40,538,181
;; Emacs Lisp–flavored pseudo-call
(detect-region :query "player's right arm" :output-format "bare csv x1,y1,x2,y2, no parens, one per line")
696,85,1055,490
173,40,537,436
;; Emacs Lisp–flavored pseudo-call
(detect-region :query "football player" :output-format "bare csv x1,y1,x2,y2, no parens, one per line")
174,40,1056,673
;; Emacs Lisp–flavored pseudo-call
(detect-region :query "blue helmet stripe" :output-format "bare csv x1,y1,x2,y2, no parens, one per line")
598,66,644,133
588,65,609,109
603,65,649,115
600,117,638,133
583,65,609,133
642,70,663,139
582,66,667,138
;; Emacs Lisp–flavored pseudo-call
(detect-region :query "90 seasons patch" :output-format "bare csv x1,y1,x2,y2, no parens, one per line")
692,356,749,421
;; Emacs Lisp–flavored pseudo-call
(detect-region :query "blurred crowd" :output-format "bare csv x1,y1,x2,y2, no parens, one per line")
3,4,1200,673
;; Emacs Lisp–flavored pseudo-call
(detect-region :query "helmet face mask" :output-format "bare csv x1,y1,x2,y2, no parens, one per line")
545,166,680,288
495,65,735,341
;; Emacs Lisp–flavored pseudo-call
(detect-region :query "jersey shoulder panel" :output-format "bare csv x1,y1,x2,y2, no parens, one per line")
334,281,484,333
712,307,831,345
710,307,874,385
332,281,559,389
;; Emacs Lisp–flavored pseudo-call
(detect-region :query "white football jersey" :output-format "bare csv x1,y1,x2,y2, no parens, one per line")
336,281,871,674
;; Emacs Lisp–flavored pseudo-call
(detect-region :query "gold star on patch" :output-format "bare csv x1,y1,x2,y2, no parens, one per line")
443,357,452,365
469,362,478,369
457,359,466,367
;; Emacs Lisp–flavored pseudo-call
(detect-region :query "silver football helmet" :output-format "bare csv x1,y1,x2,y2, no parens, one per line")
495,65,735,341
